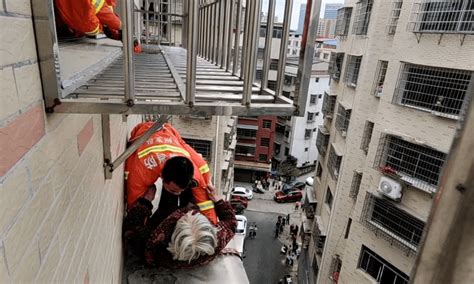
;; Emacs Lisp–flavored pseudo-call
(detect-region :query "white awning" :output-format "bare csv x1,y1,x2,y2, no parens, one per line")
237,124,258,130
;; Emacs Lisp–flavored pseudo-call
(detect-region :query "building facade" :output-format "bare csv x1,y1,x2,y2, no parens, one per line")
317,18,337,38
304,1,474,284
323,3,344,20
297,3,307,34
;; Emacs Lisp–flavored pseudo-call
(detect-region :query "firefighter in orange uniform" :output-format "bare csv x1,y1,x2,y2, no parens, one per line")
55,0,122,40
125,122,218,225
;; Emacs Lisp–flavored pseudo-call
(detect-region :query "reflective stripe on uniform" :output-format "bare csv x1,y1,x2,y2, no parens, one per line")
137,145,191,159
92,0,106,14
85,24,100,35
197,200,214,211
199,164,210,174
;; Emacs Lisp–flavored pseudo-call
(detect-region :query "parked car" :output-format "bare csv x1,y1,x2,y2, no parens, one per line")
230,195,249,208
236,215,247,235
274,190,303,203
231,186,254,200
282,181,306,193
305,176,314,186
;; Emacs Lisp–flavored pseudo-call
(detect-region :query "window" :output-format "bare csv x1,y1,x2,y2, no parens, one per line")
372,61,389,97
283,91,291,98
375,134,447,192
304,129,312,139
259,154,268,162
318,94,323,98
270,59,279,70
316,161,323,178
328,145,342,180
360,121,375,153
237,128,257,139
315,77,320,83
268,80,277,91
335,7,353,36
361,193,425,252
353,0,374,35
325,187,333,209
316,127,330,157
322,93,337,118
323,53,329,60
260,27,267,37
307,112,315,122
387,0,404,34
310,94,318,104
284,75,293,85
262,119,272,129
236,144,256,156
260,137,270,147
408,0,474,34
313,222,326,255
305,147,309,152
344,55,362,87
335,104,352,133
284,129,290,138
274,143,281,155
358,246,410,284
285,147,290,156
344,219,352,239
394,63,471,118
329,52,345,80
349,171,363,199
183,139,212,162
273,28,283,38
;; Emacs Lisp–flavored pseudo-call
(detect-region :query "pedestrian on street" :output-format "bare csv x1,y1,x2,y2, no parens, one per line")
286,214,290,225
295,201,300,211
275,226,280,238
289,224,295,236
279,223,284,234
253,224,258,238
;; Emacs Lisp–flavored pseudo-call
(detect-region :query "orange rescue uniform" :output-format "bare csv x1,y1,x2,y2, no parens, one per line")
125,122,218,224
55,0,121,36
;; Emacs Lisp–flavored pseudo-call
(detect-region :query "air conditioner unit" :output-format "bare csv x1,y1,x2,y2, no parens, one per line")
378,176,403,201
341,131,347,138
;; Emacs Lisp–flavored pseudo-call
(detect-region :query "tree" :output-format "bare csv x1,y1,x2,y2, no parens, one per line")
278,155,299,180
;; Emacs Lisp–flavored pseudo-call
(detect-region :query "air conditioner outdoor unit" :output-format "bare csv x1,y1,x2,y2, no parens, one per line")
378,176,403,201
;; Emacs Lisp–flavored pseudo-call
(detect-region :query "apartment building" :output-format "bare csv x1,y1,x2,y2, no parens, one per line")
304,1,474,284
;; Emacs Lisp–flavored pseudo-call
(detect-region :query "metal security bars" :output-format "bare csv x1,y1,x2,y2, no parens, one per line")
322,92,337,118
335,7,353,36
328,144,342,180
349,171,363,199
360,120,374,153
335,104,352,133
329,53,345,80
387,0,404,34
361,193,425,254
353,0,374,35
408,0,474,34
375,134,447,193
372,60,389,97
182,138,212,161
316,127,330,157
313,223,326,255
394,63,472,119
358,245,410,283
344,55,363,87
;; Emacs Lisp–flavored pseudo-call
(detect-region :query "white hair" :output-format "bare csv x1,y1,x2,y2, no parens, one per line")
167,211,218,262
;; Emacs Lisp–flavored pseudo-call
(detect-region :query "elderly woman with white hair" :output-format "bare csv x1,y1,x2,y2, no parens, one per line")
125,185,237,268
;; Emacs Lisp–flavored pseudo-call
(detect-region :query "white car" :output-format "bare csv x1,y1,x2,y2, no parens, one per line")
231,186,254,200
305,176,314,186
235,215,247,235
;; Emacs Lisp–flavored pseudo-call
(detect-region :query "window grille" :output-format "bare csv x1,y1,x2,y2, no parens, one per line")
183,138,212,162
262,120,272,129
325,187,334,209
304,129,313,139
270,59,279,70
335,104,352,133
307,112,315,122
361,193,425,254
360,121,375,153
313,220,326,255
316,127,330,157
328,145,342,180
274,143,281,154
260,137,270,147
268,80,277,91
235,144,256,156
349,171,363,199
330,255,343,277
329,53,345,80
394,63,472,118
353,0,374,35
310,94,318,104
316,161,323,178
387,0,404,34
375,134,447,192
237,128,257,139
322,93,337,118
372,61,389,97
335,7,353,36
358,245,410,283
408,0,474,34
344,55,363,87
